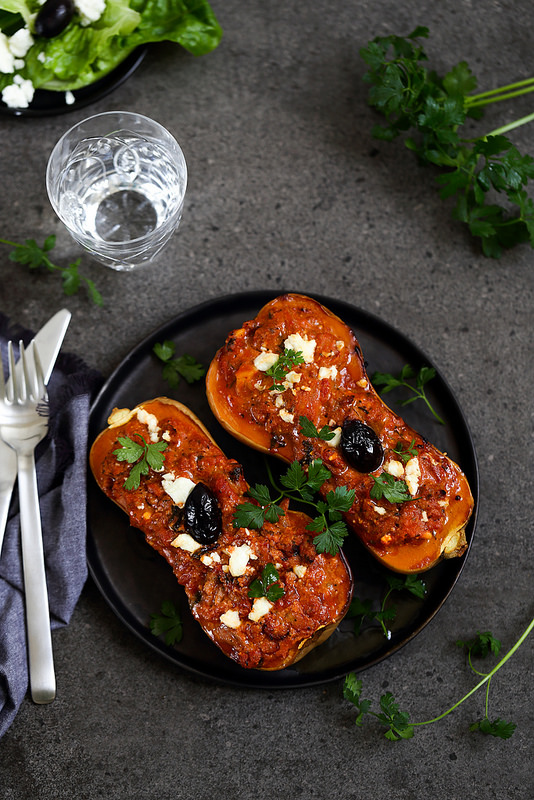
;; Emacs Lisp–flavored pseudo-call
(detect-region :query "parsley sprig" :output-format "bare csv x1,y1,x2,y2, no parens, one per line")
299,415,337,441
248,563,285,601
370,472,413,503
348,573,426,638
149,601,183,646
360,26,534,257
113,433,168,490
0,234,103,305
344,617,534,740
265,348,305,391
233,459,354,555
372,364,444,425
153,340,206,389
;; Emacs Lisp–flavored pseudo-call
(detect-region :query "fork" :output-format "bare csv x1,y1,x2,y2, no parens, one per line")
0,340,55,704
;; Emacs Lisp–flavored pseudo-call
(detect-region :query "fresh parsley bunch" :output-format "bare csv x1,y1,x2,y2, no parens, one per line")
361,26,534,257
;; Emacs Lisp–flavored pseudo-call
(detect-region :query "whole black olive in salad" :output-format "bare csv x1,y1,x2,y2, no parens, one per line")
34,0,75,38
183,482,222,545
340,419,384,473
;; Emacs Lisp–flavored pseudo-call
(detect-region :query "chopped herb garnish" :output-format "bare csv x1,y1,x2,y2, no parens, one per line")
153,340,206,389
149,601,183,646
248,563,285,602
392,439,418,464
113,433,168,491
370,472,413,503
299,415,337,441
371,364,444,424
265,348,305,391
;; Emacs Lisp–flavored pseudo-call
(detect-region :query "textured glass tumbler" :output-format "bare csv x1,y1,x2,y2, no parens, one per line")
46,111,187,271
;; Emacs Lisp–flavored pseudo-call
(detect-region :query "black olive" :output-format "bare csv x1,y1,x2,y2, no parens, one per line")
34,0,74,38
340,419,384,473
183,483,222,545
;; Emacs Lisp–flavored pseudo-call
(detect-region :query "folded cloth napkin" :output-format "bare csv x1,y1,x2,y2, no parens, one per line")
0,312,102,738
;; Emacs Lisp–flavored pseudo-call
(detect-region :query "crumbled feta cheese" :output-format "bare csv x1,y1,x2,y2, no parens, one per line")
405,457,421,496
384,459,405,478
2,77,34,108
202,551,222,567
65,90,75,106
284,333,316,363
357,378,368,388
421,510,428,522
293,565,307,579
136,408,160,441
329,427,342,447
162,430,171,441
37,51,46,63
279,409,294,424
220,610,241,629
74,0,106,25
284,370,301,387
336,340,344,351
318,365,338,380
162,474,196,506
9,27,33,58
372,504,386,515
0,34,15,74
171,533,202,553
254,351,278,371
274,394,285,408
248,597,272,622
228,544,254,577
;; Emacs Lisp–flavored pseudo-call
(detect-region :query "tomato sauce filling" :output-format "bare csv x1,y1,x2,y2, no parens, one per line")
208,295,474,572
90,399,352,670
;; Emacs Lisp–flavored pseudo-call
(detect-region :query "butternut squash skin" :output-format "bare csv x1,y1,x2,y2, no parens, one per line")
90,397,353,671
206,294,474,574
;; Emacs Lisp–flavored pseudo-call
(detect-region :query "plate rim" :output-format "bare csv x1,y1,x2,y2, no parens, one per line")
87,289,479,689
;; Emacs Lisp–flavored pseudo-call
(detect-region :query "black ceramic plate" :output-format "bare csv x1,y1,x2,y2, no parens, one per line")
0,48,146,118
87,291,479,689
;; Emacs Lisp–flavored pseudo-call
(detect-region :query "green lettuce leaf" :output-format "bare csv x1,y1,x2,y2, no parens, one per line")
0,0,221,94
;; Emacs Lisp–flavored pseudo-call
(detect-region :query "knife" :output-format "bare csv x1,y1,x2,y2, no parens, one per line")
0,308,71,556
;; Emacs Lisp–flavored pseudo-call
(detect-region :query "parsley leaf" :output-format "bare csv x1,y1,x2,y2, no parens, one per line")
392,439,418,464
370,472,413,503
469,718,517,740
0,235,103,305
371,364,444,424
343,674,413,740
299,415,336,441
348,572,426,639
265,348,305,391
248,563,285,601
456,631,502,659
153,340,206,389
149,600,183,646
113,433,168,490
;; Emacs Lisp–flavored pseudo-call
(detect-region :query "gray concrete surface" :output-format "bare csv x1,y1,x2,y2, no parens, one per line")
0,1,533,797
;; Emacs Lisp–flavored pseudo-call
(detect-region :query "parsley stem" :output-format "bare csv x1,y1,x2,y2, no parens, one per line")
413,615,534,727
486,111,534,137
466,76,534,104
468,85,534,108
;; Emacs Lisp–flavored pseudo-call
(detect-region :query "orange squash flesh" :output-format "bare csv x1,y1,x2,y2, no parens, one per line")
90,397,353,671
206,294,474,574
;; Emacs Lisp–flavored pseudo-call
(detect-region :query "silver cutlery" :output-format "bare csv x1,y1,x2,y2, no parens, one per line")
0,309,71,556
0,341,55,704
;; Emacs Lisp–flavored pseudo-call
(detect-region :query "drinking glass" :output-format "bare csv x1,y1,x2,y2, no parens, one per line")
46,111,187,271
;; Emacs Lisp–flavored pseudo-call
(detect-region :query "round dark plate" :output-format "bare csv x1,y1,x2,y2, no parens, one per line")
0,47,147,118
87,291,479,689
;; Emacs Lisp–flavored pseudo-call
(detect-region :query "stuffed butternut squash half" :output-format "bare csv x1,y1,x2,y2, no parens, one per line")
206,294,474,574
89,397,353,671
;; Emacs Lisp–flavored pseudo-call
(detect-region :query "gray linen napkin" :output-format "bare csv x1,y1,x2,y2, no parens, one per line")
0,313,102,738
